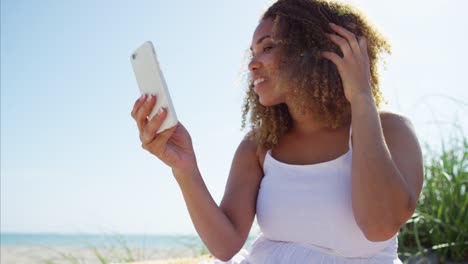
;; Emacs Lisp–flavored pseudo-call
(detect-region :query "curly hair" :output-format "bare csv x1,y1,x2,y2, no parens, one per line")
240,0,391,151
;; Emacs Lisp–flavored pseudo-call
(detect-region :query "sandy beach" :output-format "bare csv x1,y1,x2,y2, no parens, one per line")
1,245,205,264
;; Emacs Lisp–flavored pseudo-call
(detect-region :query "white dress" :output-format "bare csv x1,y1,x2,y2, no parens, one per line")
201,126,402,263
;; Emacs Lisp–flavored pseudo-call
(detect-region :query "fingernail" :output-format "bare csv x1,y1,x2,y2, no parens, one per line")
157,108,165,115
139,95,145,101
329,22,336,26
146,95,152,102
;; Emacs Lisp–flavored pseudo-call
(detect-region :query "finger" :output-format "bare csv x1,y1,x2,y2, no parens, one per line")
131,95,147,119
321,51,343,70
358,36,370,63
329,23,361,55
150,124,178,151
326,33,352,57
141,107,167,145
135,95,156,132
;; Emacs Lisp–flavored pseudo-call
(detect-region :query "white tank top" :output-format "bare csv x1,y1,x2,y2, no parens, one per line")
250,125,401,263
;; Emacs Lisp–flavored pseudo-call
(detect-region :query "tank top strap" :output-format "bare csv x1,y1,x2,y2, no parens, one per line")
348,124,353,150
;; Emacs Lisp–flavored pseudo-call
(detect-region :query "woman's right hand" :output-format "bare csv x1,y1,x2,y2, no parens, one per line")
131,95,197,173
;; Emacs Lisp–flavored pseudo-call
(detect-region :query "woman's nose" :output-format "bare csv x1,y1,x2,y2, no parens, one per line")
248,57,261,72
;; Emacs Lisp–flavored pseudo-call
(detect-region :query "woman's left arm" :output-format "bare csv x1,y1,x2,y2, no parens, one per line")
350,97,423,241
322,23,424,242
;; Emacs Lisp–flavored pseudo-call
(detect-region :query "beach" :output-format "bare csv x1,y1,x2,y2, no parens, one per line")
0,233,219,263
1,245,203,264
0,233,257,263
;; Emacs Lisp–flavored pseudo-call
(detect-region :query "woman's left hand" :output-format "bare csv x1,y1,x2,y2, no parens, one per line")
321,23,373,104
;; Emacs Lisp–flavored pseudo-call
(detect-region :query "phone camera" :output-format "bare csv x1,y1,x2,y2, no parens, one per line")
132,53,137,60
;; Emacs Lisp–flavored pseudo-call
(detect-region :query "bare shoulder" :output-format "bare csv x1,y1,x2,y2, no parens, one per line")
242,129,267,170
378,110,421,154
222,128,266,197
379,110,414,131
238,130,259,164
378,110,420,143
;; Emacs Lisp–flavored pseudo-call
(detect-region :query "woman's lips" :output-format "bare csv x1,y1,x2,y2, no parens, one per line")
253,78,265,86
253,77,266,92
254,79,267,93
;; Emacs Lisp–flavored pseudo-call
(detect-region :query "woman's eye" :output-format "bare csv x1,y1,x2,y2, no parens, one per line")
263,46,273,52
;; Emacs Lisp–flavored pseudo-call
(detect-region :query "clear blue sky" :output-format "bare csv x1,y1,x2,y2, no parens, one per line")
1,0,467,235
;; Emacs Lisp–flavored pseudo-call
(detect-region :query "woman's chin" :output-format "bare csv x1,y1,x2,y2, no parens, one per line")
259,97,282,107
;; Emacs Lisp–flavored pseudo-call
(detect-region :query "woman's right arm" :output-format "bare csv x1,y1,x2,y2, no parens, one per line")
131,95,263,261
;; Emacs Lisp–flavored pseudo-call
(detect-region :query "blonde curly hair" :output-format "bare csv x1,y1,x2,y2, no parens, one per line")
241,0,391,151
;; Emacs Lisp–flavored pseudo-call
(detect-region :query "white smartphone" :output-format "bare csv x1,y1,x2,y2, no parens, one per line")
130,41,178,134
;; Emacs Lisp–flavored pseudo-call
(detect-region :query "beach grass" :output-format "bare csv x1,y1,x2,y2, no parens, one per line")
112,255,214,264
398,131,467,263
38,246,212,264
35,234,212,264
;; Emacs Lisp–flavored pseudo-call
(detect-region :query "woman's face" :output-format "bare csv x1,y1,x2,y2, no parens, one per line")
249,18,286,106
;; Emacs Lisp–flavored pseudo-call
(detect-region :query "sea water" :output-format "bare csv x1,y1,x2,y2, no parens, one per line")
0,233,205,249
0,233,257,249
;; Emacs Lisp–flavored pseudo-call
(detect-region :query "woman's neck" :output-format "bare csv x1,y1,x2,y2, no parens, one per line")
286,103,346,137
288,106,325,133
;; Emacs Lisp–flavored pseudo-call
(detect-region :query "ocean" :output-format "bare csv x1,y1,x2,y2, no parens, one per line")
0,233,257,249
0,233,205,249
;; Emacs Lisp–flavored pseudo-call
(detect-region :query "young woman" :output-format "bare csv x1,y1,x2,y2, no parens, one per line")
131,0,424,263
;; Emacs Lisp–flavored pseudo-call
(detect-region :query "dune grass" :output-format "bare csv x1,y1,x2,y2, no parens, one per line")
39,234,211,264
398,132,467,263
41,246,212,264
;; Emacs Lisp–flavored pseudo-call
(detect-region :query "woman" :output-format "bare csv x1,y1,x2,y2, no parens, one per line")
131,0,424,263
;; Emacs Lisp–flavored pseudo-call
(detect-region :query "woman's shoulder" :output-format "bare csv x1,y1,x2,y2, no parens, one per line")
242,129,268,170
378,110,420,152
378,110,415,133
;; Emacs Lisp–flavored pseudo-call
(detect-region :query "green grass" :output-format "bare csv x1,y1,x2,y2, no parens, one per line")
39,234,208,264
40,238,137,264
398,132,468,263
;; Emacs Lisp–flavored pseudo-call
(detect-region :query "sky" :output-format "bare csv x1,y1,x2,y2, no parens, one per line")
1,0,467,235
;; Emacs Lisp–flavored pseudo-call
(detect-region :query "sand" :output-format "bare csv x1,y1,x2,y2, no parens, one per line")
0,245,209,264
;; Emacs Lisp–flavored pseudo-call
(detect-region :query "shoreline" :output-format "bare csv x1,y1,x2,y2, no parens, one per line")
1,245,204,264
